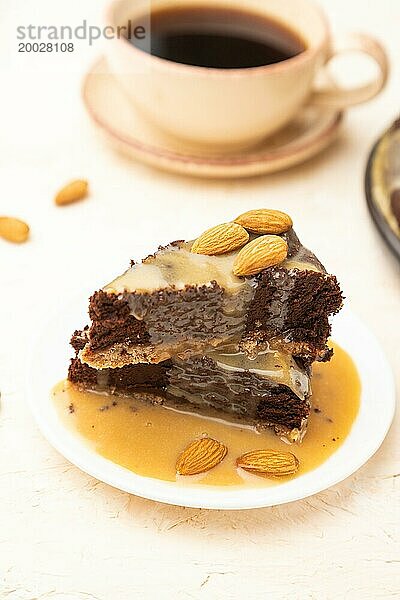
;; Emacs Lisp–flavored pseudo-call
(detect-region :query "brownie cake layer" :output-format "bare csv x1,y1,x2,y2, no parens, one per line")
69,330,311,442
79,229,343,369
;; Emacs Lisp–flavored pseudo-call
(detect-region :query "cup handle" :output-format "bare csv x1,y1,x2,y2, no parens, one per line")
310,33,389,108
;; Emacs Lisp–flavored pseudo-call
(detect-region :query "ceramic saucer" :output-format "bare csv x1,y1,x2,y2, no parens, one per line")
82,57,344,179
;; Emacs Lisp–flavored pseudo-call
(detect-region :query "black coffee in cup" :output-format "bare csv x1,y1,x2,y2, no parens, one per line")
127,5,306,69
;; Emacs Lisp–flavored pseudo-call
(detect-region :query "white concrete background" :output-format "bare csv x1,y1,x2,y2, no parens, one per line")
0,0,399,598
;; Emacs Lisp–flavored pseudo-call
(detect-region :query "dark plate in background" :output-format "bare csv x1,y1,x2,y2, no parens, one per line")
365,124,400,261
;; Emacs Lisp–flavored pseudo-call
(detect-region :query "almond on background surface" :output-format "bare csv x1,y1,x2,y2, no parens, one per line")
176,437,228,475
0,216,30,243
235,209,293,234
191,222,249,255
237,449,299,477
55,179,89,206
233,235,288,276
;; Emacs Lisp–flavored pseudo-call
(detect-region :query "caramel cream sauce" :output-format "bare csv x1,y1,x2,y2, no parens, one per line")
52,342,360,487
207,347,309,398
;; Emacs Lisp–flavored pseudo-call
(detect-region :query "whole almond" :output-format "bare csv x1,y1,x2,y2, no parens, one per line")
191,222,249,255
237,449,299,478
235,209,292,234
233,235,287,276
55,179,88,206
0,216,30,243
176,437,228,476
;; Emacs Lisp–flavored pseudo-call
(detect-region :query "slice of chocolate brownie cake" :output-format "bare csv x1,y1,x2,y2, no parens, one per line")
66,209,343,442
78,213,342,370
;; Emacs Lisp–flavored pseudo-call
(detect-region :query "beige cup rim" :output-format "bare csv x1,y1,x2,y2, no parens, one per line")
105,0,330,77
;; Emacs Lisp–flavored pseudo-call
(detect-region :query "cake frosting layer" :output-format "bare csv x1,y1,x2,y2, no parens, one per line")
104,234,321,295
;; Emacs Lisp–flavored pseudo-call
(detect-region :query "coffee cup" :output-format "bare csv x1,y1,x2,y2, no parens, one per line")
104,0,388,150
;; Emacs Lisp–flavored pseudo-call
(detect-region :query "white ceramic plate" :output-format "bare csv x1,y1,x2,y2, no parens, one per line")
27,297,395,510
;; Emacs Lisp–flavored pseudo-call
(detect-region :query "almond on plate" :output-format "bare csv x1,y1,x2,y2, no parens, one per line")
237,449,299,478
176,437,228,475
